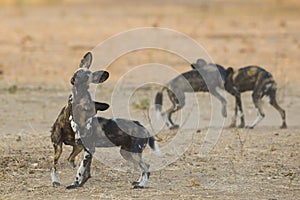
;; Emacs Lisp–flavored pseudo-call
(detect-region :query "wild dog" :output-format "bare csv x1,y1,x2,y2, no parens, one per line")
225,66,287,129
50,95,109,186
50,86,109,186
66,52,160,189
155,59,227,129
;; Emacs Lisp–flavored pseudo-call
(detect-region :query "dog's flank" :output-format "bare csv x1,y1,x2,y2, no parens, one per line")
66,52,160,189
225,65,287,129
155,59,227,129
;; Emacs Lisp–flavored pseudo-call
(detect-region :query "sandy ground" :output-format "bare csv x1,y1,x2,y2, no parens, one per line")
0,0,299,199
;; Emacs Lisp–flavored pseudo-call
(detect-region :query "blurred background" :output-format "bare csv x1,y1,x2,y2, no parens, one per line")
0,0,299,89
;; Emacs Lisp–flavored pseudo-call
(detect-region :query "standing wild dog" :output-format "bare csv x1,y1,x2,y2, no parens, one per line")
155,59,227,129
66,52,160,189
225,66,287,129
50,85,109,186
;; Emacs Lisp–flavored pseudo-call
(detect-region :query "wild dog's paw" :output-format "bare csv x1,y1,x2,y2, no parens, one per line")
132,184,145,189
169,124,179,130
52,181,61,187
280,123,287,129
237,123,245,128
245,125,254,129
66,181,79,189
131,181,140,186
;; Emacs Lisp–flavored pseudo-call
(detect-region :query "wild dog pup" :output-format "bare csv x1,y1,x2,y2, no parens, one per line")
50,84,109,186
225,66,287,129
66,52,160,189
155,59,227,129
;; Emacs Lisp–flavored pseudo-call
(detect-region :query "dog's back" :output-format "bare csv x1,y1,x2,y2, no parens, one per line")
168,64,227,93
232,66,273,92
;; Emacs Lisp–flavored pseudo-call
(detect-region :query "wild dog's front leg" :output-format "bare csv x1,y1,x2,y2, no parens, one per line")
236,93,245,128
133,156,150,189
67,144,83,168
120,149,150,189
229,102,238,128
66,150,92,189
133,172,150,189
51,142,62,187
163,91,184,129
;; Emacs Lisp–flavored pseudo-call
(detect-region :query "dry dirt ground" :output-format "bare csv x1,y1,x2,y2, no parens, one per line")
0,0,300,199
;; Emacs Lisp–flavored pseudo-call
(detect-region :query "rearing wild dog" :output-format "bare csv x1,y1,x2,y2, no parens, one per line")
225,66,287,129
50,81,109,186
66,52,160,189
155,59,227,129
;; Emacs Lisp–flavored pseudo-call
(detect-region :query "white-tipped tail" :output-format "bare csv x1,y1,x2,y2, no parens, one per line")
153,140,161,156
148,137,161,156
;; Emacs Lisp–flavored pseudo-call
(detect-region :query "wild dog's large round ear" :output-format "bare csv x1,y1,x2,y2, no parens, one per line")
190,58,206,69
94,102,110,111
190,64,196,69
196,59,207,67
226,67,234,75
91,70,109,83
80,52,93,69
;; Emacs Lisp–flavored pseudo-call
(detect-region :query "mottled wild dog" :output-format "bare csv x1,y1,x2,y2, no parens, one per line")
50,77,109,186
225,66,287,129
66,52,160,189
155,59,227,129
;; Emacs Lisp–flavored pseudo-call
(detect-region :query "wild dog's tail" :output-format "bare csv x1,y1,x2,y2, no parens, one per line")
148,136,161,155
155,87,166,112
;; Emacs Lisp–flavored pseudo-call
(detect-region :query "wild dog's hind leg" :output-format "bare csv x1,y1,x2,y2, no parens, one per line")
210,88,227,118
247,88,265,129
120,148,150,189
236,93,245,128
267,85,287,129
229,100,238,128
67,144,83,168
51,123,63,187
51,141,62,187
229,90,245,128
66,150,93,189
162,90,184,129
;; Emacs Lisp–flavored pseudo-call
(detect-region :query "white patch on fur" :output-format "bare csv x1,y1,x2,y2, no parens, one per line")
51,168,58,183
264,83,272,93
250,108,264,128
69,95,73,103
86,117,93,130
75,131,81,140
162,113,173,128
153,141,161,155
137,173,148,187
69,115,78,133
239,112,244,118
74,151,90,185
